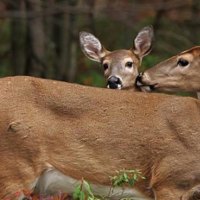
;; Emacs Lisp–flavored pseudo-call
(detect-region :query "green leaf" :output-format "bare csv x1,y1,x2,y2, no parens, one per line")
73,185,82,200
79,191,85,200
123,173,128,182
133,173,138,181
141,176,146,180
128,178,135,187
83,180,94,197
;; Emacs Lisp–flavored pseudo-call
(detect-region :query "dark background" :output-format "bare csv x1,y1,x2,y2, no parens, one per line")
0,0,199,88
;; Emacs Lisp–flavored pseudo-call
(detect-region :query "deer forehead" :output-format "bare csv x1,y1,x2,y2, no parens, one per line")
102,50,140,64
179,46,200,60
177,53,194,62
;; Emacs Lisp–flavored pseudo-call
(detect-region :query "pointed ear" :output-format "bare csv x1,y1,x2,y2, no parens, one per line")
79,32,107,62
133,26,154,58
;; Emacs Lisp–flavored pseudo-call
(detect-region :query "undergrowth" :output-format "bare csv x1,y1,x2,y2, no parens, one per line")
4,169,145,200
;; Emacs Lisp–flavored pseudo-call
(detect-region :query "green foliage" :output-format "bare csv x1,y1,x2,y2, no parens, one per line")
110,169,145,188
73,178,101,200
73,169,145,200
6,169,145,199
77,70,105,88
95,18,132,50
141,54,161,71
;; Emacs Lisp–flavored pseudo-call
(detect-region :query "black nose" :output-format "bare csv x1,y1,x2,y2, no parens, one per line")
107,76,122,89
135,72,144,87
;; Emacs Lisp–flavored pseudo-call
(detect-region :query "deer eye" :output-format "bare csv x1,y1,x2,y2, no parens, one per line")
103,63,109,71
125,61,133,68
177,59,189,67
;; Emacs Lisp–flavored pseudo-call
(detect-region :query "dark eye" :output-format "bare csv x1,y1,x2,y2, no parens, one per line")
103,63,108,70
177,59,189,67
126,61,133,68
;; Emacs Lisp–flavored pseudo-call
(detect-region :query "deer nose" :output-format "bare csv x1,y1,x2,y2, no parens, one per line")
107,76,122,89
136,72,144,87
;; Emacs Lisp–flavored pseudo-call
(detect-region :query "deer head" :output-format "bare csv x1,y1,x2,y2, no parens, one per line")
80,26,154,90
136,46,200,93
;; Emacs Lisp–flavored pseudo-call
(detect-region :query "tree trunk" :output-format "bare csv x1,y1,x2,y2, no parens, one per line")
43,0,56,79
66,0,81,82
9,0,26,75
25,0,46,77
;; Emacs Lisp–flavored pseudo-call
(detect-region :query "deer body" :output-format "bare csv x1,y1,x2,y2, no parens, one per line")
1,76,200,200
137,46,200,98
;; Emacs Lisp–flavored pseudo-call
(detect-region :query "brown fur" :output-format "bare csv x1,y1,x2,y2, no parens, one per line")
0,76,200,199
80,27,153,90
139,46,200,93
101,49,140,89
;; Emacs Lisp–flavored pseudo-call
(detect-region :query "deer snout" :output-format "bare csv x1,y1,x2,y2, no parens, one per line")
136,72,155,92
136,72,144,87
107,76,122,89
136,72,149,90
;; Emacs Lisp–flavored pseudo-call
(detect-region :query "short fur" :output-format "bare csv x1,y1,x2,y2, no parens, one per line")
0,76,200,200
138,46,200,96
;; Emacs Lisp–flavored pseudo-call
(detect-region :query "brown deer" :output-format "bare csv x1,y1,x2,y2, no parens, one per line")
136,46,200,98
79,26,153,90
1,76,200,200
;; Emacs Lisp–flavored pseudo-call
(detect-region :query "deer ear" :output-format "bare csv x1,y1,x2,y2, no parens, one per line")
133,26,154,58
79,32,106,62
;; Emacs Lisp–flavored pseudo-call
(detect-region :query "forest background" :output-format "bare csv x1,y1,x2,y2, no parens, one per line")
0,0,199,89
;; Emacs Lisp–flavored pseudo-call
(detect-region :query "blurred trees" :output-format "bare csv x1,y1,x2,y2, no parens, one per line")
0,0,199,87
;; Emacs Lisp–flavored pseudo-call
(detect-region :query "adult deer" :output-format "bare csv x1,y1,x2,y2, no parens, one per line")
79,26,153,89
1,76,200,200
136,46,200,98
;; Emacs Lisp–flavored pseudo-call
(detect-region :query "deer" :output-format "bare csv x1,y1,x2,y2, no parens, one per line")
79,26,153,90
1,76,200,200
136,46,200,98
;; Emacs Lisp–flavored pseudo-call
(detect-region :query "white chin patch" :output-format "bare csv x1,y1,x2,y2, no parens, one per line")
136,81,143,87
107,85,122,89
140,86,151,92
117,84,122,89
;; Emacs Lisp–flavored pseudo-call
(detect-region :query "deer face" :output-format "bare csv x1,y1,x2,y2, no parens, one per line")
80,26,154,89
136,46,200,93
101,49,140,89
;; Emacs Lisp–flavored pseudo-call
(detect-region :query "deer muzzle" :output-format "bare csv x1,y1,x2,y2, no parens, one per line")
136,72,156,92
107,76,122,89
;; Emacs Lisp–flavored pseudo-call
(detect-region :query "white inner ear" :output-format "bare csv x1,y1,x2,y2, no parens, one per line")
84,35,102,52
134,27,153,57
135,37,144,51
135,32,149,53
81,34,103,62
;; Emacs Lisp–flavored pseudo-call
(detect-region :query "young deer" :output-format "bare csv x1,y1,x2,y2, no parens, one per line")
136,46,200,98
79,26,153,89
1,76,200,200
